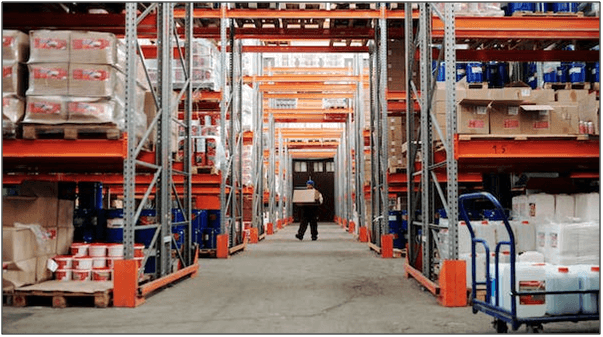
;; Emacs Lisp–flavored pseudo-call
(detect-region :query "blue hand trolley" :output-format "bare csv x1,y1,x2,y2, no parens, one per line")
459,192,600,333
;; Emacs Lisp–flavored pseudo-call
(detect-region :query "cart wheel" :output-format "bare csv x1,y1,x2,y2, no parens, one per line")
493,319,508,333
528,324,543,333
472,307,478,314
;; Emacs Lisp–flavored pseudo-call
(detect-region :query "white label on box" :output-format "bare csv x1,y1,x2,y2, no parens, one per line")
476,106,488,115
521,89,531,97
569,67,581,75
508,106,519,116
163,236,172,243
389,215,397,221
471,66,482,74
47,258,59,273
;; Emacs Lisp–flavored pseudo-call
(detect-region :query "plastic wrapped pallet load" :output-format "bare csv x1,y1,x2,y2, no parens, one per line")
512,195,529,220
70,31,125,67
2,94,25,135
28,30,71,63
528,193,555,224
26,63,69,96
3,61,27,96
23,95,69,124
3,30,30,62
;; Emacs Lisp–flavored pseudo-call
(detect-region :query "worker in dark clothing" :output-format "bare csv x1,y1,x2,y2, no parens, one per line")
296,180,323,241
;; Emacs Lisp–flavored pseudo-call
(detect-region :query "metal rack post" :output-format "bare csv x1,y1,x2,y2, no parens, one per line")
378,4,389,242
354,53,365,232
369,40,377,244
252,53,265,236
268,115,276,231
278,130,284,225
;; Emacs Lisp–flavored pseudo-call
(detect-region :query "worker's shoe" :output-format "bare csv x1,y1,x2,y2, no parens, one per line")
311,237,317,241
295,234,303,241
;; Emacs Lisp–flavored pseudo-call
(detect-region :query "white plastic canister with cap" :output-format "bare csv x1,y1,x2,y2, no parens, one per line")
513,220,535,253
476,220,497,254
545,265,581,315
572,265,600,314
500,262,548,318
458,221,473,255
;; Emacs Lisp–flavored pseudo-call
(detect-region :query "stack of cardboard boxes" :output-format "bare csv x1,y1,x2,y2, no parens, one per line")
3,181,75,290
2,30,29,137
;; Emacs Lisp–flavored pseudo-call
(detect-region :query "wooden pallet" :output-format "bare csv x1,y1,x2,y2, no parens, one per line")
468,286,488,305
543,82,591,90
22,123,121,140
11,287,111,308
198,249,217,258
466,82,489,89
458,134,592,141
191,166,219,175
512,11,584,17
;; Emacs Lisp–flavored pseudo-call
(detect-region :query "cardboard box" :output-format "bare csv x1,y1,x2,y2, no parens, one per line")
520,105,554,135
2,226,38,262
527,89,555,104
502,86,532,101
387,39,406,91
27,63,69,96
458,100,490,134
489,104,522,135
70,31,124,66
556,89,589,103
36,254,55,283
3,30,30,62
3,61,27,96
29,30,70,63
67,97,119,125
56,227,75,255
2,94,25,126
548,104,579,135
2,258,37,290
57,199,74,228
69,63,125,97
292,189,320,204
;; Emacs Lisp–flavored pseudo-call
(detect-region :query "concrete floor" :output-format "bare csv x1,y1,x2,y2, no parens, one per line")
2,222,600,334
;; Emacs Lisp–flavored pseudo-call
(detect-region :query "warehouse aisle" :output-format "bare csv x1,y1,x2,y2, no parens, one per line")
2,222,599,334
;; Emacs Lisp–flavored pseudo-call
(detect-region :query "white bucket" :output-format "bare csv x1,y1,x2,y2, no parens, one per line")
70,243,89,257
72,269,91,281
73,256,93,270
92,257,106,269
92,268,112,281
55,269,72,281
545,265,581,315
573,265,600,314
500,262,547,318
106,256,123,269
107,243,124,257
53,255,73,269
88,243,107,257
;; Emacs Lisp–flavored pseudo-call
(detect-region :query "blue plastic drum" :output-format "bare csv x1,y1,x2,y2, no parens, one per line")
456,63,466,82
436,61,446,82
388,211,403,249
208,210,221,230
171,224,187,249
569,62,586,83
171,208,185,223
506,2,535,16
543,62,558,83
552,2,578,13
557,64,570,83
466,63,484,83
592,62,600,83
104,209,124,243
534,3,550,12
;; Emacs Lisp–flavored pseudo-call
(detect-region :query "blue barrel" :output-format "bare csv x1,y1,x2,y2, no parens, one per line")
569,62,586,83
534,2,549,12
592,62,600,83
456,63,466,82
401,210,408,231
104,209,124,243
543,62,558,83
78,182,103,210
436,61,446,82
208,210,221,230
192,210,207,245
466,62,484,83
552,2,578,12
506,2,535,16
557,64,570,83
524,62,538,89
498,62,509,86
388,211,404,249
486,62,504,88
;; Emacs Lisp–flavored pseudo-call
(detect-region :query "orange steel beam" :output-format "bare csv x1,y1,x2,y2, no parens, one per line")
432,16,599,40
265,108,352,114
3,139,127,159
259,83,356,92
249,74,361,83
3,173,221,185
243,45,369,53
388,172,483,184
569,172,599,179
265,67,356,74
263,92,355,99
109,186,223,195
267,115,349,123
454,136,600,160
139,261,199,297
173,8,419,20
290,152,336,159
404,262,440,296
286,142,339,149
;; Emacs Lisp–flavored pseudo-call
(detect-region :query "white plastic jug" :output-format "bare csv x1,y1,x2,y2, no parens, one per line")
492,220,512,247
458,221,473,255
574,193,600,222
545,266,581,315
512,195,529,220
547,223,580,266
554,194,575,222
476,220,497,254
500,262,548,318
528,193,555,224
518,251,545,263
573,265,600,314
513,220,535,253
460,252,485,289
535,223,550,256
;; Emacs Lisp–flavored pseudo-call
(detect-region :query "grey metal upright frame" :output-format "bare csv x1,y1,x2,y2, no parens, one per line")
252,54,265,236
354,54,365,233
123,3,195,278
406,3,459,281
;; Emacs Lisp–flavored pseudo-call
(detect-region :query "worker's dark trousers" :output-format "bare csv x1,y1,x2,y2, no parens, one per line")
298,214,318,240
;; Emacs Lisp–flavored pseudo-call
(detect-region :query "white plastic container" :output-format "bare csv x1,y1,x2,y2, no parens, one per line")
554,194,575,222
512,195,529,220
88,243,107,257
92,257,106,269
513,220,535,253
547,223,580,266
72,269,91,281
475,220,497,254
460,252,485,289
107,243,124,257
518,251,545,263
106,256,123,269
53,255,73,269
70,243,89,257
535,223,550,256
573,265,600,314
577,222,600,265
500,262,548,318
574,193,600,222
545,266,581,315
92,268,112,281
458,221,473,255
55,269,72,281
72,256,93,270
528,193,555,224
492,220,511,246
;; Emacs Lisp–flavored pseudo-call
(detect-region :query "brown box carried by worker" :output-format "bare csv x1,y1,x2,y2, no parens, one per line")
292,189,321,204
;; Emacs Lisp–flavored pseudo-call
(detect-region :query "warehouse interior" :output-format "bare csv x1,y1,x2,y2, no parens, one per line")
1,2,601,334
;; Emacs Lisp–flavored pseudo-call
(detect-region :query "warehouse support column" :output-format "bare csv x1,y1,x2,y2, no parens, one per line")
378,3,390,255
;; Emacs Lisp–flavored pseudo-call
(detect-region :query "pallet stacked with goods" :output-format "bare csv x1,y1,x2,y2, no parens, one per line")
396,2,600,330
